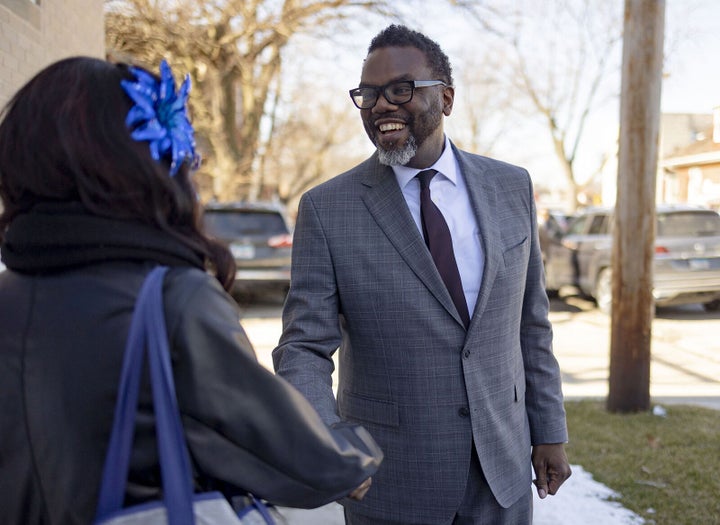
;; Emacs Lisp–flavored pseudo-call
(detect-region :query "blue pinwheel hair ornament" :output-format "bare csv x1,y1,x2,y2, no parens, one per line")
121,60,200,177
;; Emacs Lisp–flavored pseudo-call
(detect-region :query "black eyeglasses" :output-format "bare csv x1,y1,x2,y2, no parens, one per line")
348,80,448,109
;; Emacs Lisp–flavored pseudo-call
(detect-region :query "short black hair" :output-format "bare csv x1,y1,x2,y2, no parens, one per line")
368,25,453,86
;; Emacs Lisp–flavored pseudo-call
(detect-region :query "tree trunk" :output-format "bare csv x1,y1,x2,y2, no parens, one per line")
607,0,665,413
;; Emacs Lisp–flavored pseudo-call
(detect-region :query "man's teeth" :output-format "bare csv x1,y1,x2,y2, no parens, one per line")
378,123,405,132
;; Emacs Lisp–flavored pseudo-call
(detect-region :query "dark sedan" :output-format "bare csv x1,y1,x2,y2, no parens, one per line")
202,202,293,297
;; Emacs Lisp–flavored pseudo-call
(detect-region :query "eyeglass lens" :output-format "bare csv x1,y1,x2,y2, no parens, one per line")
353,81,415,109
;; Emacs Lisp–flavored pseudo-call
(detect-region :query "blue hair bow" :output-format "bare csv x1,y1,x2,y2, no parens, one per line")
121,60,200,177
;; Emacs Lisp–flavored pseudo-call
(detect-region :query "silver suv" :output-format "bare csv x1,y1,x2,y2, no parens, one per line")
543,205,720,312
202,202,292,296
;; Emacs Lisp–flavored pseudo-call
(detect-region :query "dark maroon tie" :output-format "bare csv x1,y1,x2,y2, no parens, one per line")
417,169,470,328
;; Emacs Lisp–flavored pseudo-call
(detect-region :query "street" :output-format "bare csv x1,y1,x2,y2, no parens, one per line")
239,292,720,409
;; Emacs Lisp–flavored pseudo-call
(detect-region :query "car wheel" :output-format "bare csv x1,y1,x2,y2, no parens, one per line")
704,299,720,312
595,268,612,314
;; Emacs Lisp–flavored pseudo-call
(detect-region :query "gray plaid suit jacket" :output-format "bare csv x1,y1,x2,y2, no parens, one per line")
273,143,568,523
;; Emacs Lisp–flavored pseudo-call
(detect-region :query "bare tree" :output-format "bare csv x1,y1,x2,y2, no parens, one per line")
447,48,516,156
456,0,623,211
260,81,368,210
105,0,395,202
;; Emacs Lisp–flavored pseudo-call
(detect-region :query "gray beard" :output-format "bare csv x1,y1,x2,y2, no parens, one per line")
377,135,417,166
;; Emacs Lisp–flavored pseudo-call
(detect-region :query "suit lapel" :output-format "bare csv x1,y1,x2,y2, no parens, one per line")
453,146,502,328
360,157,464,327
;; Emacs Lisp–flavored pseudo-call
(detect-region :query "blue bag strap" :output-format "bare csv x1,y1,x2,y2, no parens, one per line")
144,267,195,524
95,267,160,518
95,266,195,525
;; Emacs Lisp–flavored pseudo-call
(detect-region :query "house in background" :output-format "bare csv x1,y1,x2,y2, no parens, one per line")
599,110,720,210
659,107,720,210
0,0,104,109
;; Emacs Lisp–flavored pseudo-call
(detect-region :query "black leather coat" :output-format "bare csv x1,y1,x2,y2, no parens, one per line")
0,211,381,524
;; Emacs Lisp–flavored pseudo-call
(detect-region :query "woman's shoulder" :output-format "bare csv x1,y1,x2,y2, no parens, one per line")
164,265,232,303
162,267,238,322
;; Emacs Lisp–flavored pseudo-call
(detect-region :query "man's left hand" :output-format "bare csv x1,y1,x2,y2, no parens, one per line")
532,443,571,498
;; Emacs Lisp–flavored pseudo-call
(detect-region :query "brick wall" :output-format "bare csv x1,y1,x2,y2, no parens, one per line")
0,0,104,109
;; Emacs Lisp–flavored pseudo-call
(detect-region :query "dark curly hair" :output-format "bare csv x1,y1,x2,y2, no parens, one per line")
0,56,235,290
368,25,454,86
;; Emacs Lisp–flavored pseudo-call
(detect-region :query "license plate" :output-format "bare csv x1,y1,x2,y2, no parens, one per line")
689,258,710,270
230,243,255,259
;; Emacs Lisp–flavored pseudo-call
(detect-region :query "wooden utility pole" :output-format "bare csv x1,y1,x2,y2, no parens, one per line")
607,0,665,413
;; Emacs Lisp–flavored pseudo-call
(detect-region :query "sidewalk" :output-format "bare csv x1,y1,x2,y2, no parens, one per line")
241,300,719,524
548,298,720,410
277,464,646,524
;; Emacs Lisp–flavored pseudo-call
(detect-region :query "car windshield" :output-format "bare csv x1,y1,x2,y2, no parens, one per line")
204,211,288,237
657,212,720,237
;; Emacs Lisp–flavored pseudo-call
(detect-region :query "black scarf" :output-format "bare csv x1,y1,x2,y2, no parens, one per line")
1,203,205,273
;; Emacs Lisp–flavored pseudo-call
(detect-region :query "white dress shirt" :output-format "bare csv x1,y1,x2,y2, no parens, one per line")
393,136,484,317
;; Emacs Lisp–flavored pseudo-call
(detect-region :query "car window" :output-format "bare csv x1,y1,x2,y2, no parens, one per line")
566,215,590,235
204,211,288,237
588,214,610,235
657,211,720,237
547,213,570,233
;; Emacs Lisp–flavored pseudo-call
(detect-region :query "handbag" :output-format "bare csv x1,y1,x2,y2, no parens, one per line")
94,266,279,525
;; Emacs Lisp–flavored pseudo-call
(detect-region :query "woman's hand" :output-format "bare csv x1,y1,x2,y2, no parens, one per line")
348,477,372,500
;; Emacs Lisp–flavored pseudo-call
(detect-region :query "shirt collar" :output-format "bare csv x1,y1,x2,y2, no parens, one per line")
393,136,458,189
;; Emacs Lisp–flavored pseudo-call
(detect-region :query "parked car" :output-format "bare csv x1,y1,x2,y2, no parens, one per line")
202,202,293,297
543,205,720,312
538,209,572,262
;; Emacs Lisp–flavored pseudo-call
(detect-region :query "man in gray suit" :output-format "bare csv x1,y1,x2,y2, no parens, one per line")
273,25,571,524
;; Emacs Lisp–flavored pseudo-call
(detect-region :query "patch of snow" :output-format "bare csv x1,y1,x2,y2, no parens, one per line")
533,464,645,524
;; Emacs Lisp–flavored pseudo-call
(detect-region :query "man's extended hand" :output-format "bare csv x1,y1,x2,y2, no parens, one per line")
532,443,571,498
348,477,372,500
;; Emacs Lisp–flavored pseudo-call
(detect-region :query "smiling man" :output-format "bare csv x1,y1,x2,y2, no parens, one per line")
273,25,571,524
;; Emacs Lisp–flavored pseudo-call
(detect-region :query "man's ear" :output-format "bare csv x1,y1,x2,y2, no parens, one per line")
442,86,454,116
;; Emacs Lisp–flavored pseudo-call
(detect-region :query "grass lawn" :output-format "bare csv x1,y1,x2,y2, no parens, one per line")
564,400,720,525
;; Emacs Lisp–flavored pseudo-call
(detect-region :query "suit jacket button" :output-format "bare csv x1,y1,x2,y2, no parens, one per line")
458,407,470,417
463,350,470,358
